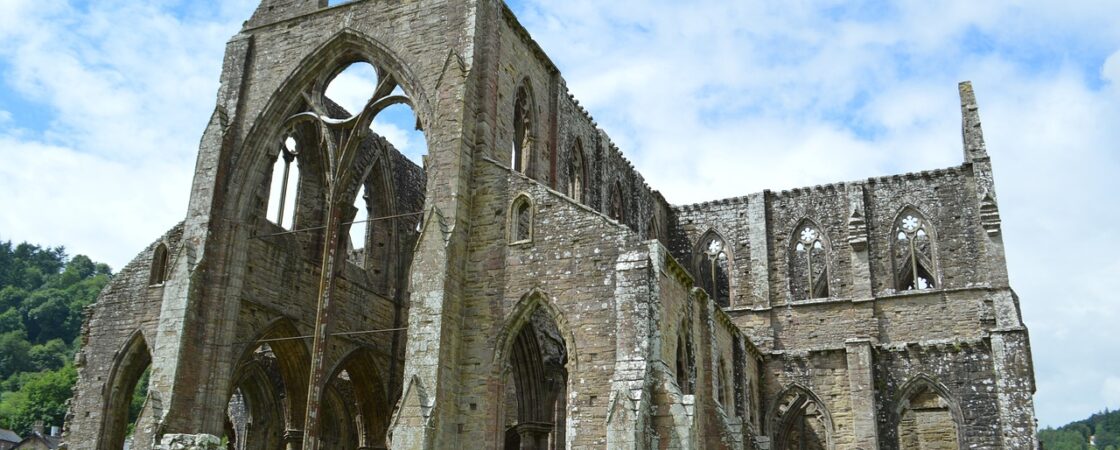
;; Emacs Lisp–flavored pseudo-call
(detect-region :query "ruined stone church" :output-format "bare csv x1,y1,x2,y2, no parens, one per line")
62,0,1038,449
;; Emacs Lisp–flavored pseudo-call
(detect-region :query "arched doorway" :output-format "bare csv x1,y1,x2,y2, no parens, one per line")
99,331,152,450
896,377,961,450
502,307,569,450
771,385,833,450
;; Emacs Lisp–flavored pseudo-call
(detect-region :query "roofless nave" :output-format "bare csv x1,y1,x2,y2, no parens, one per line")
64,1,1038,449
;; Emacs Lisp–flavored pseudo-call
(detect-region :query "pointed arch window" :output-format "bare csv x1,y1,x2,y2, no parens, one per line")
893,209,937,291
647,217,661,242
510,195,533,244
675,323,694,395
512,85,533,174
772,386,833,450
789,221,830,301
266,135,301,229
897,377,961,449
567,140,585,202
608,182,624,223
696,233,731,307
716,357,729,407
149,244,169,286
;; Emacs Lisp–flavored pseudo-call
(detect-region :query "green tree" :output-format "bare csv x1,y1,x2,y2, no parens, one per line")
0,239,113,435
0,364,76,434
0,330,32,379
25,289,70,343
29,339,69,372
0,309,23,334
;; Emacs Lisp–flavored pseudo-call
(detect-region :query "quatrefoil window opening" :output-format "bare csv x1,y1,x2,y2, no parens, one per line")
894,212,937,291
790,224,829,301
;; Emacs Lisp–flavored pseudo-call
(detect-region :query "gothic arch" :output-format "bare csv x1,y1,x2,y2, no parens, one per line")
231,318,313,433
894,375,964,449
607,180,625,224
769,384,834,450
890,205,940,291
98,330,153,450
509,193,534,244
493,290,576,450
675,317,695,395
229,28,431,222
321,347,393,449
692,229,733,307
227,360,285,450
788,218,831,301
567,138,587,203
149,242,170,285
492,290,578,372
512,78,538,175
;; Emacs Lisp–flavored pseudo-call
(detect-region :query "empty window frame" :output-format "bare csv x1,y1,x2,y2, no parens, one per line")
789,220,830,301
892,208,938,291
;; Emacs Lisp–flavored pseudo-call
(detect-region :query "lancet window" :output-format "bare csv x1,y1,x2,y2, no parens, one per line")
696,232,731,307
512,85,533,174
675,324,694,395
510,195,533,243
568,140,585,202
149,244,169,286
892,209,937,291
266,135,301,229
608,182,625,223
789,221,830,301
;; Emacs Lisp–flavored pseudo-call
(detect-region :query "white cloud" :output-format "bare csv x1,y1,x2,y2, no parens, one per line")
0,0,257,266
1104,49,1120,86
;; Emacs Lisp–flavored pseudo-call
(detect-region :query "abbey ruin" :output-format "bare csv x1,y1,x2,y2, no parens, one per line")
62,0,1039,449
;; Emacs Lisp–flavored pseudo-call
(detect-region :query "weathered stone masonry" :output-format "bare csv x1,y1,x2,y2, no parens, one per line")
64,1,1036,449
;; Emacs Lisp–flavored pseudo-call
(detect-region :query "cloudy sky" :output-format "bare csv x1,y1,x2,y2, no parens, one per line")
1,0,1117,428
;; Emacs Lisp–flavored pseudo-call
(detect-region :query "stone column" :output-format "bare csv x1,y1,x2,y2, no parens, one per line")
514,423,553,450
283,429,303,450
845,339,879,450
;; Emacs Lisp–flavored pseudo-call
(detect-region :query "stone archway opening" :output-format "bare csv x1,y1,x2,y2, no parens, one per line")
772,386,832,450
897,381,959,450
100,333,152,450
502,307,569,450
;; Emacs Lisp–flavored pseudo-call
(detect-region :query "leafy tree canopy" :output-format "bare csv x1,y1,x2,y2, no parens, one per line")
0,238,113,435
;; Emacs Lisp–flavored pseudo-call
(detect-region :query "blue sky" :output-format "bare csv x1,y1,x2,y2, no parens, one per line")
1,0,1118,428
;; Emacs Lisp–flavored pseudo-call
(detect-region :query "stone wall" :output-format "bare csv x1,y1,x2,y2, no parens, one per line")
64,1,1036,449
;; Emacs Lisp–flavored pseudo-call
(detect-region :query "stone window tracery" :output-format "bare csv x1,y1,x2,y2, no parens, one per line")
789,221,830,301
772,386,833,450
892,208,937,291
512,85,533,174
510,195,533,244
696,232,731,307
